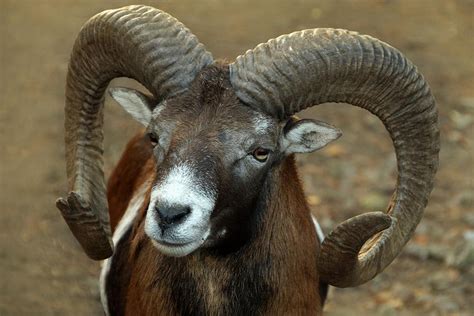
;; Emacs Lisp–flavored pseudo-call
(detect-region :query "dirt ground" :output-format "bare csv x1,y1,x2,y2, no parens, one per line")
1,0,473,315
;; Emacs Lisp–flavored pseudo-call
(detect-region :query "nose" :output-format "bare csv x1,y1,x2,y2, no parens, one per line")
155,202,191,229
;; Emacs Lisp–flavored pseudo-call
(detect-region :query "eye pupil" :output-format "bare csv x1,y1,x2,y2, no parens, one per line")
252,148,269,162
147,133,158,146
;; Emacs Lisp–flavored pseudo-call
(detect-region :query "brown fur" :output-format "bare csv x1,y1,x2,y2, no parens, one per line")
107,132,154,231
106,134,325,315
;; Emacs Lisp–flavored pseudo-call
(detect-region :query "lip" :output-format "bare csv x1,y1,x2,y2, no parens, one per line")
153,239,193,247
150,237,204,257
148,227,211,257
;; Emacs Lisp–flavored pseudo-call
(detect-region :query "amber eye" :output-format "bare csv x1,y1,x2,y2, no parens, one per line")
147,133,159,147
252,148,270,162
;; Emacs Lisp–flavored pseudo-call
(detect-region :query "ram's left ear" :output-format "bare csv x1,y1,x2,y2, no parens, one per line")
281,118,342,155
109,87,154,126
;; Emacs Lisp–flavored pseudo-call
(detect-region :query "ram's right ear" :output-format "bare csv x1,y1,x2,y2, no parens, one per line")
109,87,154,126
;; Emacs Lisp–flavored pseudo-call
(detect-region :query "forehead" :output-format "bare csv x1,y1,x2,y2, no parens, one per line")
154,98,277,143
150,65,278,140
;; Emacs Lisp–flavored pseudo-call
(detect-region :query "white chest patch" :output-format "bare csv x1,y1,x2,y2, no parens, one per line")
311,215,325,243
99,181,151,315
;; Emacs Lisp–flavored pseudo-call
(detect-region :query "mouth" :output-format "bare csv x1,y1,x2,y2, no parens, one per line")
155,239,192,247
149,228,211,257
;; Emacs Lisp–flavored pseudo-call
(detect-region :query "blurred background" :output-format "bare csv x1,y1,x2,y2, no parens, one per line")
1,0,473,315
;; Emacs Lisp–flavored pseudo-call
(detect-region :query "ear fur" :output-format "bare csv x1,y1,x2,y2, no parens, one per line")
108,87,154,126
281,118,342,154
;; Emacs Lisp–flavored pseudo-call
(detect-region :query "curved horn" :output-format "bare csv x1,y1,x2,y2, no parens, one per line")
229,29,439,287
55,5,213,260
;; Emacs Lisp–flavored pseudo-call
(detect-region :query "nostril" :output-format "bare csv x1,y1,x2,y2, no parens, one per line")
155,204,191,228
170,206,191,222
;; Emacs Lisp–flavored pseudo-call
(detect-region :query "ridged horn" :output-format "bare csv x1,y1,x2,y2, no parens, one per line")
56,5,213,260
229,28,439,287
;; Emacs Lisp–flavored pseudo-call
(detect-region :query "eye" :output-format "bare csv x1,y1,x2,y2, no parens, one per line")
252,147,270,162
147,133,159,147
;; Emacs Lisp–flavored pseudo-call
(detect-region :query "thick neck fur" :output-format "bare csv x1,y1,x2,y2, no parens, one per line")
107,149,324,315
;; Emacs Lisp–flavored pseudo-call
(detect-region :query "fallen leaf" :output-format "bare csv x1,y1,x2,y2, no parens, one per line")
307,195,321,206
323,144,347,158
